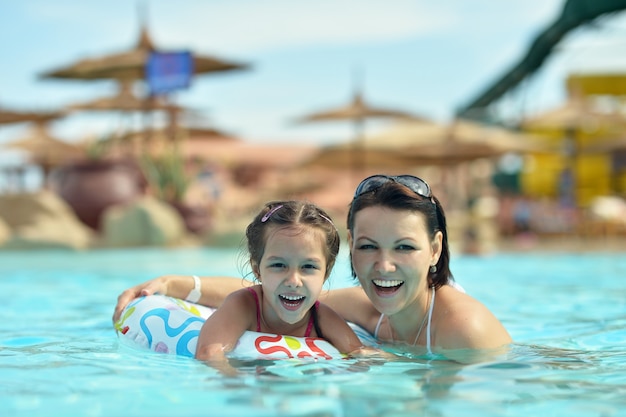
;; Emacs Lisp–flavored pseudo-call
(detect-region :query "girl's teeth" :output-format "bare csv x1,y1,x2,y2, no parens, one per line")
373,280,403,288
280,295,304,301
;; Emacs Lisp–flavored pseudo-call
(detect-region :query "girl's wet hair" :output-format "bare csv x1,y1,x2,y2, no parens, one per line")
347,181,453,289
245,200,340,279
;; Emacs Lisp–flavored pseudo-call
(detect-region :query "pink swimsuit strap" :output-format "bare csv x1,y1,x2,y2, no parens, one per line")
246,287,262,332
304,301,320,337
246,288,318,336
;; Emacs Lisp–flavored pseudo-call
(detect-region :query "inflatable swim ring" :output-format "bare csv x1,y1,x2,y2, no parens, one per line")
115,295,376,360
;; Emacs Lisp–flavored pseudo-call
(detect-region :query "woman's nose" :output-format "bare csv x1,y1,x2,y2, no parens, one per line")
375,252,396,273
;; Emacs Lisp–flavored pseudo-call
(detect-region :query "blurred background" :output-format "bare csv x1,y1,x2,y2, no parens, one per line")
1,0,626,252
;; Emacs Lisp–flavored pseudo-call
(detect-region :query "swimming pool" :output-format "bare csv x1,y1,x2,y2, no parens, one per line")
1,247,624,417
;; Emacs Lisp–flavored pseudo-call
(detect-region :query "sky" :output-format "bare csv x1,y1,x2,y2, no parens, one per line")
3,0,626,165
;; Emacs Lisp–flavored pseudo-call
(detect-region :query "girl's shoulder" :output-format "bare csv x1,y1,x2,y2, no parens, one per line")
225,285,261,307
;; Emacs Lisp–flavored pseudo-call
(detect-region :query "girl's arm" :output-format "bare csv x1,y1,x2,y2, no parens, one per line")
113,275,250,322
195,288,256,365
316,303,391,358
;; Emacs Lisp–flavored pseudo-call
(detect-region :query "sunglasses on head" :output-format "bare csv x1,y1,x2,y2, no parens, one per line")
353,175,433,202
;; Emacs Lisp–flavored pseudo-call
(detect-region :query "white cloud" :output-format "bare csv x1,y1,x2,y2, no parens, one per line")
152,0,454,53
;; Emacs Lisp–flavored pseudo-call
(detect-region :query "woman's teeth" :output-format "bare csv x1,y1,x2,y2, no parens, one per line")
373,280,404,288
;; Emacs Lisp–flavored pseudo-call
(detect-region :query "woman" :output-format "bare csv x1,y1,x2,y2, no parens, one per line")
113,175,512,354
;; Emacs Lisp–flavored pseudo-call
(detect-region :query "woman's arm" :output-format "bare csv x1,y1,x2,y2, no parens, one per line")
112,275,251,322
317,303,393,359
319,286,380,334
112,276,378,330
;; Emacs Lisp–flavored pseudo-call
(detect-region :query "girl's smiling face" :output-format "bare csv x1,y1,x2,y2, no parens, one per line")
349,206,441,316
256,226,328,330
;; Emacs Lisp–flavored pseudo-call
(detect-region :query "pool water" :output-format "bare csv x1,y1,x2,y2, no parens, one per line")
1,247,625,417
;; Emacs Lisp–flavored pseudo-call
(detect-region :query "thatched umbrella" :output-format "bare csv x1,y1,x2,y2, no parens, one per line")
0,109,63,125
65,80,192,153
520,97,626,135
40,24,249,82
332,118,551,209
3,121,85,182
66,80,181,113
293,88,427,174
42,22,248,145
365,118,551,164
305,118,548,173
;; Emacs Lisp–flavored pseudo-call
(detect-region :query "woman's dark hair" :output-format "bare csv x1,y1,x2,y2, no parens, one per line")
346,181,453,289
245,200,340,280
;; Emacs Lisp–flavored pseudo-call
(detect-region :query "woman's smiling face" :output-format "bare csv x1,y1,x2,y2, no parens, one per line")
257,226,327,328
349,206,441,316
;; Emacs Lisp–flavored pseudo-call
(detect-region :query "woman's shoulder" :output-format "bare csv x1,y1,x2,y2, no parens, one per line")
436,284,495,322
435,284,512,349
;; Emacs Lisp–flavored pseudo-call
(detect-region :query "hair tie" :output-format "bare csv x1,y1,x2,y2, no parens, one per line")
261,204,284,222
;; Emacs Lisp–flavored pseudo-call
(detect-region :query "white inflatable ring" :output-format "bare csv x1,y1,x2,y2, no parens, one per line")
115,295,376,360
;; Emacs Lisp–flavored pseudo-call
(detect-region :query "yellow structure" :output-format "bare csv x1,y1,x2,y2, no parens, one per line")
519,74,626,207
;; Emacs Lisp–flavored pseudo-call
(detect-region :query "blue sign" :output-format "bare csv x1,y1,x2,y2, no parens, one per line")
146,51,194,95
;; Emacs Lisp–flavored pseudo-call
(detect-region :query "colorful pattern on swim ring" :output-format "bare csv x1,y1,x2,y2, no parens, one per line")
114,295,378,360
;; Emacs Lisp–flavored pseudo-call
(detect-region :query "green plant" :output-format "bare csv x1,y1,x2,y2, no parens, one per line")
140,151,192,203
85,134,113,160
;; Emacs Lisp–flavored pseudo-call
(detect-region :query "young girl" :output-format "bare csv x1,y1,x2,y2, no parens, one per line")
194,200,367,366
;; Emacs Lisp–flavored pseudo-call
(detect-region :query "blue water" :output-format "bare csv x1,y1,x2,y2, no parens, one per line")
1,247,625,417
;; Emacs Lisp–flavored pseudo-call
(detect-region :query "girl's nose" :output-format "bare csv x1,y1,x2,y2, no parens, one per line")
284,270,303,287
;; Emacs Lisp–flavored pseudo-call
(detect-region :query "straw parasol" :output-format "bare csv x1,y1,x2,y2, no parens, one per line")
65,80,194,152
301,118,548,211
302,118,548,173
365,118,552,164
3,122,85,180
41,21,248,146
66,81,181,113
39,24,249,82
293,87,428,174
0,108,63,125
520,97,626,135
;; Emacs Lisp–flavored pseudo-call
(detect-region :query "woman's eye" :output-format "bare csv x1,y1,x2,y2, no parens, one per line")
397,244,416,251
356,243,376,250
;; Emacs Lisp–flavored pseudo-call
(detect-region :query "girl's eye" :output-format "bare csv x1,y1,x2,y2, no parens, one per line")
302,263,320,271
268,262,286,269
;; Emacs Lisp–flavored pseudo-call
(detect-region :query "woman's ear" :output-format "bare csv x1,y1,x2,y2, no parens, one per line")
347,230,353,250
431,230,443,265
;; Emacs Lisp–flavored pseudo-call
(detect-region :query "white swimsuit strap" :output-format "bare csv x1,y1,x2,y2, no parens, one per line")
426,287,436,355
374,313,385,338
